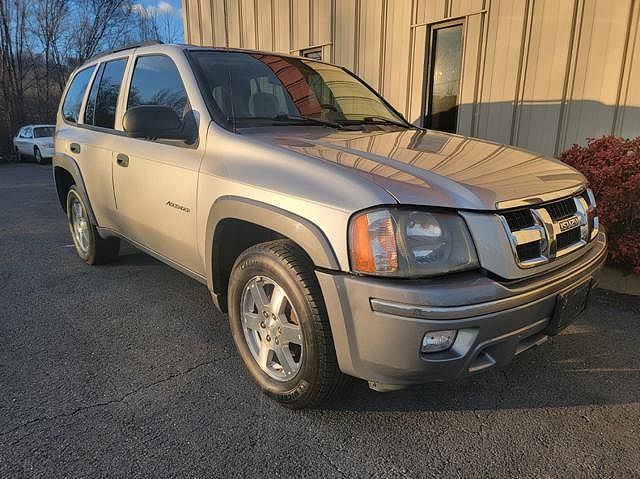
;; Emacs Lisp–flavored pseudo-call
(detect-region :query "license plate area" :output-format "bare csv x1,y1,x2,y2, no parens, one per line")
546,278,592,336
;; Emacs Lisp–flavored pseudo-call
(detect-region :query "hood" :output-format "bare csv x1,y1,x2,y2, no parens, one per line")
248,127,585,211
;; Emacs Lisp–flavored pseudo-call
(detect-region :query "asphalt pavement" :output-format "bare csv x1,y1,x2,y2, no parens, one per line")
1,163,639,478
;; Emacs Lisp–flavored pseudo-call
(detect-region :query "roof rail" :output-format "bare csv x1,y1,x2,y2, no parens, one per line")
86,40,164,63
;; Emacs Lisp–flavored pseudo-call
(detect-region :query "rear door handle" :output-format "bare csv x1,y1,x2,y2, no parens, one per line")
116,153,129,167
70,143,81,154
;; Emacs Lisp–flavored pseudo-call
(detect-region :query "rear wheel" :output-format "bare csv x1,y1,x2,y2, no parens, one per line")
228,239,347,408
66,185,120,264
34,146,44,164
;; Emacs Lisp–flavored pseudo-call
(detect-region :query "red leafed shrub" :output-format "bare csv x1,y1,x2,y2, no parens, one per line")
560,136,640,274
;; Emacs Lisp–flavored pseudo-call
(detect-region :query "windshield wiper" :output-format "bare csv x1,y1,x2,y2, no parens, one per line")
346,116,412,128
232,115,345,130
273,114,346,130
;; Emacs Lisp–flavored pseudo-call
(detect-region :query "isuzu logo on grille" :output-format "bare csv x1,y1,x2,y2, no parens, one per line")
558,215,580,232
499,193,595,269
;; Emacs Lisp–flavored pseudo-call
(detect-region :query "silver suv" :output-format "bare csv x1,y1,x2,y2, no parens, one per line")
54,42,607,408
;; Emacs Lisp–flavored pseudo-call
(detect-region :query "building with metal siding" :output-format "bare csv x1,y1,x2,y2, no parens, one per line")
182,0,639,156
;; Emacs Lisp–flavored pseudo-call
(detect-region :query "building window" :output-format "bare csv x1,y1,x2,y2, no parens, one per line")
301,48,322,61
425,23,463,133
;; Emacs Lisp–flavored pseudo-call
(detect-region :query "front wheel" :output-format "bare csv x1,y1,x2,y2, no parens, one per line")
228,240,347,408
66,185,120,264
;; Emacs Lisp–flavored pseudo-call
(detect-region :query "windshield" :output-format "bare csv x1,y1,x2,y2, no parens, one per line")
189,51,408,129
34,127,54,138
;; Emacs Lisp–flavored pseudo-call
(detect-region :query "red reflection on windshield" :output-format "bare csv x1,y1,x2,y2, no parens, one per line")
250,53,322,117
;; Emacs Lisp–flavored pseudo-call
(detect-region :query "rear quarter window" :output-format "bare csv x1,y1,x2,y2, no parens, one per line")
62,66,96,123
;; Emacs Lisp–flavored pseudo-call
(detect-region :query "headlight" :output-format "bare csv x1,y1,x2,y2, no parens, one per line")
348,207,478,277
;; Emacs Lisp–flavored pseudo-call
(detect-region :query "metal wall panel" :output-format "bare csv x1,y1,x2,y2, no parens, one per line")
292,0,311,50
457,12,484,136
356,0,385,91
618,0,640,139
211,0,227,46
185,0,640,156
513,0,576,154
475,0,527,145
273,0,292,52
333,0,358,69
561,0,634,150
382,0,413,112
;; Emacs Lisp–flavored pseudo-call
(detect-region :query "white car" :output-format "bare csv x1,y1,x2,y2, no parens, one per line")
13,124,55,164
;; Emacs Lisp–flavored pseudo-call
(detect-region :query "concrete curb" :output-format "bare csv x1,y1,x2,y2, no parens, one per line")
597,266,640,296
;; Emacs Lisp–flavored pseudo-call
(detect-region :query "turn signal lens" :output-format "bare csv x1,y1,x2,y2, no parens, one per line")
349,209,398,273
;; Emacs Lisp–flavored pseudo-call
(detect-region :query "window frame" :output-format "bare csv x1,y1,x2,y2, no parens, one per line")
301,47,323,61
61,65,98,126
422,19,466,132
83,57,129,130
123,52,198,148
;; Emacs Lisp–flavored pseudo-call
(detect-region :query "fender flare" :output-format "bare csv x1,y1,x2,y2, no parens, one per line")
52,152,98,225
205,196,340,294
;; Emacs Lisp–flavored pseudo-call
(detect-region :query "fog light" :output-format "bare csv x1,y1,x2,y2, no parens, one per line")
421,330,457,353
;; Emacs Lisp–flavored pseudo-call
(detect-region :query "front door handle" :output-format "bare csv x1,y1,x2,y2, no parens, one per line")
70,143,81,154
116,153,129,167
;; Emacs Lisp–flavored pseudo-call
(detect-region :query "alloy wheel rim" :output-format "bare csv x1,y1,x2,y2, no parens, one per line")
70,197,90,254
240,275,304,381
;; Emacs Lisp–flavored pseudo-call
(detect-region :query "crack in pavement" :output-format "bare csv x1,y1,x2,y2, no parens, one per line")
305,442,349,478
1,356,231,441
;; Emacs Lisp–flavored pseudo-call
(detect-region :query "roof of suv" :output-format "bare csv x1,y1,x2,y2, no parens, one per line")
83,40,336,69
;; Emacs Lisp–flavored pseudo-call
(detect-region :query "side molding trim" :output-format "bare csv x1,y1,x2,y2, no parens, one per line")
97,227,208,285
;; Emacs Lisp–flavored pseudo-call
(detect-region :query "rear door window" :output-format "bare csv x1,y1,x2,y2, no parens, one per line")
84,58,128,129
33,127,54,138
62,66,96,123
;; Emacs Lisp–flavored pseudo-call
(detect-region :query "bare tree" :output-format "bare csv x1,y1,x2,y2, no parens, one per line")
31,0,69,108
0,0,30,142
0,0,184,159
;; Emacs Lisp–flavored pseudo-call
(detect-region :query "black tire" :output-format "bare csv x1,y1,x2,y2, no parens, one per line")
34,146,44,164
66,185,120,265
228,239,347,409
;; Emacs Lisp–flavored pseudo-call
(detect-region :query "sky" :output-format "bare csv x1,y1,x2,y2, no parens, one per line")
134,0,184,42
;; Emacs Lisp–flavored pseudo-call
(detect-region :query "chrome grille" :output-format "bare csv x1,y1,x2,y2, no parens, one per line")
499,190,599,268
545,197,577,220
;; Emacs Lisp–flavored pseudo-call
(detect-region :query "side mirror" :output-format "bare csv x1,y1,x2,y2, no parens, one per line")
123,105,185,140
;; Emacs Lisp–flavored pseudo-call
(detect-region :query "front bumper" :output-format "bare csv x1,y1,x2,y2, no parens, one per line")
316,231,607,387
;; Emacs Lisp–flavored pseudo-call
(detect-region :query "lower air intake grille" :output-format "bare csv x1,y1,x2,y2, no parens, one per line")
516,241,542,262
556,228,581,250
